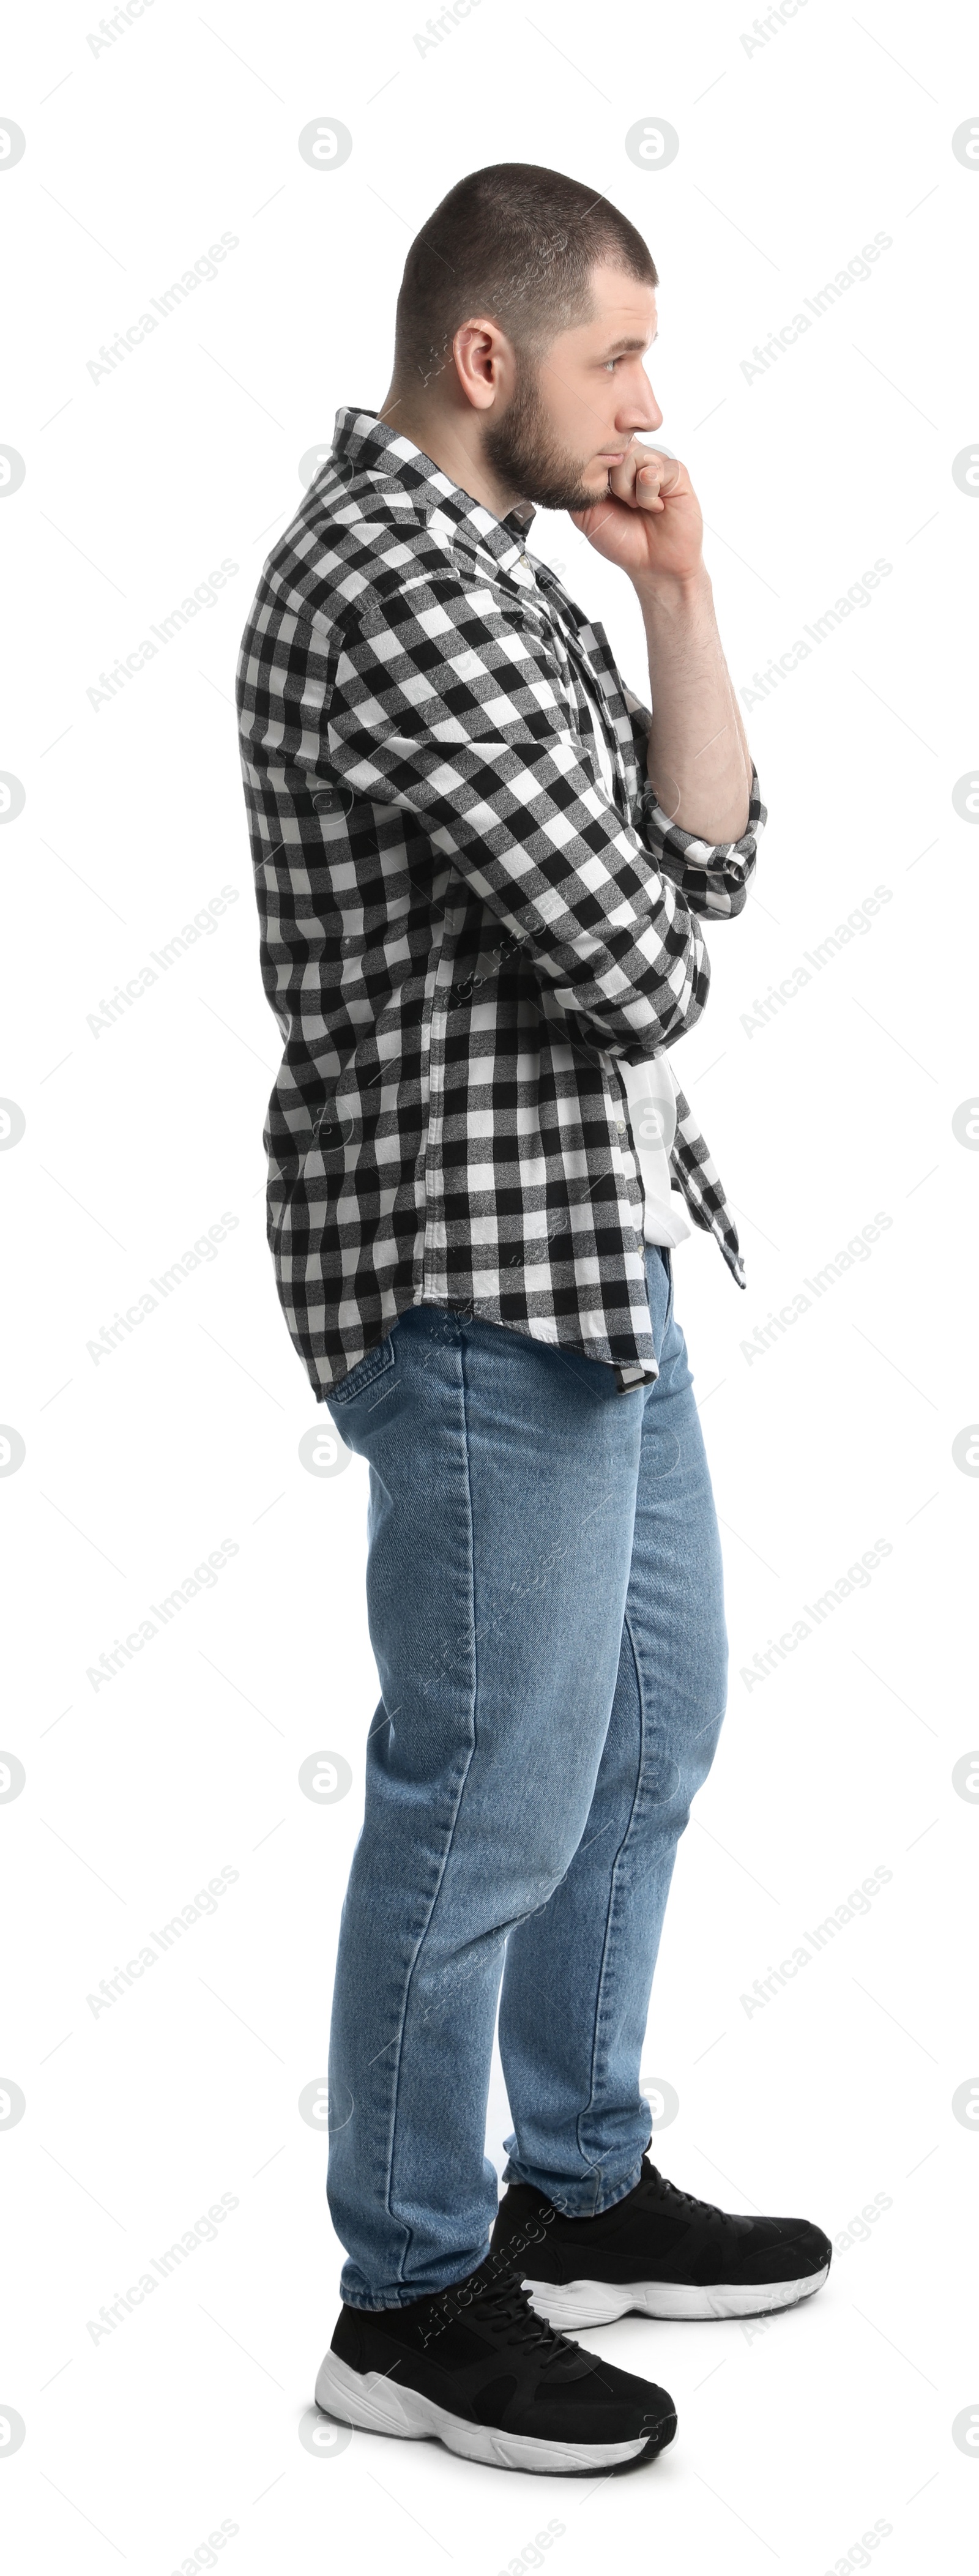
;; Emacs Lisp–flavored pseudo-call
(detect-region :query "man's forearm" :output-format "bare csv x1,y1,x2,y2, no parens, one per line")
635,565,754,844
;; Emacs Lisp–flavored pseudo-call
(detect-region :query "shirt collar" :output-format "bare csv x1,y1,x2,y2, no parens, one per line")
332,406,537,571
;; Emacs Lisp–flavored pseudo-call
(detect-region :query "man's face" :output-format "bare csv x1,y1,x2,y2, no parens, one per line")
482,266,663,512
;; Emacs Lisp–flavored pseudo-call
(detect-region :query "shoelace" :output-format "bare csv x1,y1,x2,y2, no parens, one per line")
433,2267,576,2364
642,2160,724,2220
477,2275,578,2361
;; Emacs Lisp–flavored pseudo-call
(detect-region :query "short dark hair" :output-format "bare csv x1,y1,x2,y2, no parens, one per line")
392,162,658,387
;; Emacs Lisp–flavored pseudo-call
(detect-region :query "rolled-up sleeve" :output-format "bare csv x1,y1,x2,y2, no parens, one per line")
625,693,766,919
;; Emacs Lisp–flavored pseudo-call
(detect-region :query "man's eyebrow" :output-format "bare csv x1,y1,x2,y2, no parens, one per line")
600,331,658,356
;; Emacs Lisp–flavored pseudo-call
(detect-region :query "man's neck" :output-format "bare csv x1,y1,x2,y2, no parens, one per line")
377,392,523,524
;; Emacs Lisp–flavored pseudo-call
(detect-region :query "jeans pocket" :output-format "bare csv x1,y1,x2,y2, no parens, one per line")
327,1333,396,1407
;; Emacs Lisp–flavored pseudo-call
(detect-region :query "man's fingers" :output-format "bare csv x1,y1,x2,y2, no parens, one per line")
608,450,642,506
636,466,666,513
609,461,664,515
636,446,683,488
608,447,683,510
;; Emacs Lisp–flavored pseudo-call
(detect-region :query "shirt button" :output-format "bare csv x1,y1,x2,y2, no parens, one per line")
616,1121,627,1139
313,789,336,813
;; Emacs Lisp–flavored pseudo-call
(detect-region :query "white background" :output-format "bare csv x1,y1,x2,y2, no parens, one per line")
1,1,976,2569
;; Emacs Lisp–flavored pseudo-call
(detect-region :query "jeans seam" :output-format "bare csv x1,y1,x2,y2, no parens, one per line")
575,1603,650,2209
387,1336,480,2290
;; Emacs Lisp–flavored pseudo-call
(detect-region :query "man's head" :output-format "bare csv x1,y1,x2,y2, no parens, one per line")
383,163,663,513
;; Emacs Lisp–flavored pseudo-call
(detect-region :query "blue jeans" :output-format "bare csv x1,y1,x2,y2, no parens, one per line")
324,1248,728,2310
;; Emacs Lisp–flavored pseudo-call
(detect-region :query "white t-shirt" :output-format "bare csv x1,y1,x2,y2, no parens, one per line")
575,664,691,1251
619,1054,691,1249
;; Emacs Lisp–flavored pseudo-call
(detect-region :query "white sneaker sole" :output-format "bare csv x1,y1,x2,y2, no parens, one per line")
523,2263,830,2329
313,2350,665,2475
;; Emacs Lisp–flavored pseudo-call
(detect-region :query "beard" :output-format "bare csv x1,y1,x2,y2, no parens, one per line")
482,357,611,513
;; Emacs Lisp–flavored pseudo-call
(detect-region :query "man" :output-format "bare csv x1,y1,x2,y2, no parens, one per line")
237,163,830,2479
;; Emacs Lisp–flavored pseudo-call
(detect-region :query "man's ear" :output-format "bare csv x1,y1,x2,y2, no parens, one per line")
452,318,513,412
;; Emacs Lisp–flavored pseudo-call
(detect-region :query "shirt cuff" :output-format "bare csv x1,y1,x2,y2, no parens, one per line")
636,762,767,919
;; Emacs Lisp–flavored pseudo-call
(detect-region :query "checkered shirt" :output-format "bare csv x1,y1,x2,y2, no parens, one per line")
236,407,765,1397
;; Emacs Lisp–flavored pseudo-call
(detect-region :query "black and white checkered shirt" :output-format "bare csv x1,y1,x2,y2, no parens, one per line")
236,408,765,1397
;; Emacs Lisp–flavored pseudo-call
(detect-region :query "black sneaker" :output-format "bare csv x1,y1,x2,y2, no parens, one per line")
491,2157,832,2329
314,2249,677,2476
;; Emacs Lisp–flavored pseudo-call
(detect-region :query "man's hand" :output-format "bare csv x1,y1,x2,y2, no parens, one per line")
570,442,704,590
570,439,753,841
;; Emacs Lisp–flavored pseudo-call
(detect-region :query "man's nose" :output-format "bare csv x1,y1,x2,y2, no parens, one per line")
620,382,663,433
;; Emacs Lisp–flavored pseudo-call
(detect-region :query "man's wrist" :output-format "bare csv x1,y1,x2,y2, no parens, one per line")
631,562,710,616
